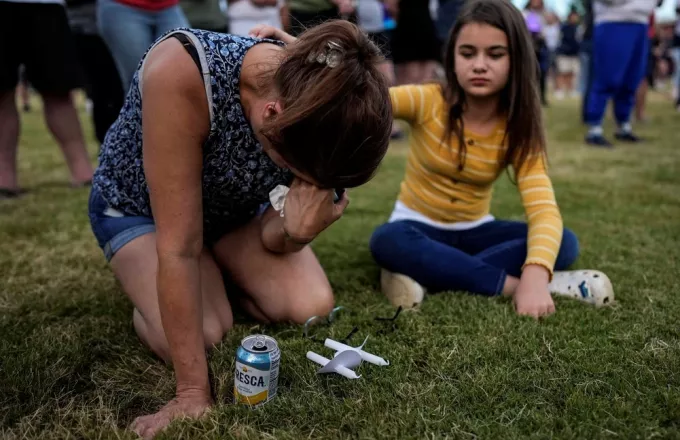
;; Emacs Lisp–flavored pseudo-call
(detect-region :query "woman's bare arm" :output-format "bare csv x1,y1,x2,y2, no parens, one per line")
141,38,212,396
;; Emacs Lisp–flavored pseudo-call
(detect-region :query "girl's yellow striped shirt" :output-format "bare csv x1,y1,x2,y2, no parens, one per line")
390,84,563,275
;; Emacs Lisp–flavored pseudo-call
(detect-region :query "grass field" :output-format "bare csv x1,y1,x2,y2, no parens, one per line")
1,94,679,439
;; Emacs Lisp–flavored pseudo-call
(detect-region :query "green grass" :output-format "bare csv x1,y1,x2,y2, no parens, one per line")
1,94,680,439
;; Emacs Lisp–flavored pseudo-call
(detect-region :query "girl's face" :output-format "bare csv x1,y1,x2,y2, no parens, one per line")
454,23,510,100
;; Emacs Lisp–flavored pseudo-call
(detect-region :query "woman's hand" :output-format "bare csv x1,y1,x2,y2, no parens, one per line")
513,265,555,319
248,24,297,44
131,391,212,439
282,178,348,243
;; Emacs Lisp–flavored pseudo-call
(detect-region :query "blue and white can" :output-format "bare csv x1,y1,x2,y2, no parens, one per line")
234,334,280,406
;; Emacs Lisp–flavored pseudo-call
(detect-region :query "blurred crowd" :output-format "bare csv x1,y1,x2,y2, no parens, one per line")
1,0,679,197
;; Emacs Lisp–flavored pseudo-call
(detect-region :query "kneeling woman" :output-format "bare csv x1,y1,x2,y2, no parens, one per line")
89,22,391,437
370,0,614,316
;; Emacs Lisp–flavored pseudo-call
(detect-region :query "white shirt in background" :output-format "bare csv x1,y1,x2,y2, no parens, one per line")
357,0,384,33
544,23,561,51
228,0,283,37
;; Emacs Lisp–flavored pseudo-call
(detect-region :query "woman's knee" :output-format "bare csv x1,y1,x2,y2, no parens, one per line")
266,281,334,325
203,313,232,349
133,309,171,361
134,308,232,358
556,228,580,270
286,285,335,324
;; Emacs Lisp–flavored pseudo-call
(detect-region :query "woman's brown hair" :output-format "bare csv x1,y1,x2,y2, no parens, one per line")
441,0,547,174
261,20,392,189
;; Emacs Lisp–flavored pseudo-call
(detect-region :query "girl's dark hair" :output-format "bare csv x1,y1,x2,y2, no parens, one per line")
261,20,392,189
441,0,546,174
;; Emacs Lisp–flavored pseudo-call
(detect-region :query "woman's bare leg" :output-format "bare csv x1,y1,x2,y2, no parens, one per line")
110,233,233,361
212,216,335,325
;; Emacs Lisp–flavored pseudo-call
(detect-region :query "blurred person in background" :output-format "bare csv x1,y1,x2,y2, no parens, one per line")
583,0,658,147
181,0,228,32
0,0,94,199
525,8,550,105
97,0,190,92
580,0,594,122
287,0,353,35
673,0,680,109
635,13,657,123
435,0,464,43
67,0,125,144
555,8,581,99
16,65,32,112
523,0,555,105
391,0,442,84
543,11,561,86
636,20,676,120
228,0,287,36
356,0,402,137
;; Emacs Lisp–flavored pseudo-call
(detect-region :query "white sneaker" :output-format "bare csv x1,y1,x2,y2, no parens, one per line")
548,270,615,307
380,269,425,309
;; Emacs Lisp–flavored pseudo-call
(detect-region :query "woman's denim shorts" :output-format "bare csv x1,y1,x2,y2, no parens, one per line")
88,186,156,262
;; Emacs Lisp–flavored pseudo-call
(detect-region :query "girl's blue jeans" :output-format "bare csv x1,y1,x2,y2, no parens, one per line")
369,220,580,296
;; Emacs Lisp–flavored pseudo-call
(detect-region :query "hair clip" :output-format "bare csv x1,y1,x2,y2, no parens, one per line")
305,40,344,69
325,41,343,68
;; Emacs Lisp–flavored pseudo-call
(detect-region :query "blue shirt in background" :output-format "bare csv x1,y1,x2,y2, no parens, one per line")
559,23,581,56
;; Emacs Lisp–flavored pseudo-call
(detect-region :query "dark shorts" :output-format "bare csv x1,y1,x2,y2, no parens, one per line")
390,0,441,64
88,185,271,261
0,2,83,94
88,186,155,262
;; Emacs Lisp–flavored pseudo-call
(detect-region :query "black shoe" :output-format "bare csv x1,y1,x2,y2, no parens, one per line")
0,188,27,199
615,131,642,143
585,134,613,148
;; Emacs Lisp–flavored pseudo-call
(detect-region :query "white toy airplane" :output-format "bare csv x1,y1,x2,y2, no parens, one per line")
306,336,389,379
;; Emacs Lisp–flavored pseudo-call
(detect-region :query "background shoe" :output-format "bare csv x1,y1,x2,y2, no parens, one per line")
585,134,613,148
0,188,28,200
549,270,615,307
614,132,642,143
380,269,425,309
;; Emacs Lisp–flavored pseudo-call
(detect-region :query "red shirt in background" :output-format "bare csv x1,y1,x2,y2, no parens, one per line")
115,0,178,11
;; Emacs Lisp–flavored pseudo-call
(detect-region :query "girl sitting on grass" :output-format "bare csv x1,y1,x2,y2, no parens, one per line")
369,0,614,317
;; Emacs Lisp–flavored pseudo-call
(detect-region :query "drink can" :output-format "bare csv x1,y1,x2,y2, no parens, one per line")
234,334,280,407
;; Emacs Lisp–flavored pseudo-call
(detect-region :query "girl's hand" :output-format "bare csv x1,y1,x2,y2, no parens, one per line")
513,265,555,318
248,25,297,44
282,178,349,243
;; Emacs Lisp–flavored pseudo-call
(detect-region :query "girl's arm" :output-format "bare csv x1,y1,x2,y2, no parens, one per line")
248,24,297,44
516,155,563,275
512,154,564,318
137,38,213,432
389,84,439,124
